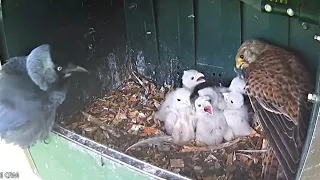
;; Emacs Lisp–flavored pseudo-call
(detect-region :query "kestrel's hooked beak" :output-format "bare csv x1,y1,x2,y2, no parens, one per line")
236,57,248,70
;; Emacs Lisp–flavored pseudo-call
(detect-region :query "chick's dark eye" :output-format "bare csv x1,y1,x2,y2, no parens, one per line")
177,99,181,101
191,77,194,80
231,100,233,104
57,66,63,71
239,54,244,59
198,104,201,107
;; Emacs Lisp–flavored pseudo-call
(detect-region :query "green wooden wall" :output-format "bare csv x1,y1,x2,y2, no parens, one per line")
124,0,320,86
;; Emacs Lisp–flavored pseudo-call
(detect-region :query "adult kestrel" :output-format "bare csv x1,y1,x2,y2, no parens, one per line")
235,39,313,180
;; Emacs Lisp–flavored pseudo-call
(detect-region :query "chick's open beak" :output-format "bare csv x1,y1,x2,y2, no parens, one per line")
196,74,206,82
204,105,212,115
64,63,88,74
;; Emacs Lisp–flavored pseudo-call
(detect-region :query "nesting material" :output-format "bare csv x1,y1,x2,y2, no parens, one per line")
60,73,266,180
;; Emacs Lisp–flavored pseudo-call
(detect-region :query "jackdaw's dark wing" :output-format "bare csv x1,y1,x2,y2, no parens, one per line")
0,73,54,148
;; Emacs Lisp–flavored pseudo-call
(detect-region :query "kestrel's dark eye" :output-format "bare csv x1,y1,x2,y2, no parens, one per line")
198,104,201,107
177,99,181,101
191,77,194,80
239,54,244,59
231,100,233,104
57,66,63,71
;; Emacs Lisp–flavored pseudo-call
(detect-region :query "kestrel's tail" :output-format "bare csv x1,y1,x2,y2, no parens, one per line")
262,142,287,180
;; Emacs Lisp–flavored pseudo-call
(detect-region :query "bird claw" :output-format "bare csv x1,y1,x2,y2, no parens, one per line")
254,124,261,131
195,140,207,147
249,129,260,138
43,140,49,144
255,132,265,149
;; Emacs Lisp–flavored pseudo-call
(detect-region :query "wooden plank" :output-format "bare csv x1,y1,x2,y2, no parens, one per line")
196,0,241,83
124,0,159,79
154,0,195,86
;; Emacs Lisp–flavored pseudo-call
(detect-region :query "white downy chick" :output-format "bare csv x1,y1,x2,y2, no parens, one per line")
228,76,246,95
222,91,252,139
194,96,229,146
155,88,191,122
169,106,196,145
125,106,196,151
164,104,196,136
197,86,227,110
182,69,206,92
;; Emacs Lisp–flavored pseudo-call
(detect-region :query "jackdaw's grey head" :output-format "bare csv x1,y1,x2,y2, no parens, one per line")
26,44,88,91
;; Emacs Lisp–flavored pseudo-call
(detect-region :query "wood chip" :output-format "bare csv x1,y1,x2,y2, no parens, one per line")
128,111,138,118
169,159,184,168
227,153,233,166
139,126,162,136
81,111,121,138
203,176,217,180
214,162,221,169
83,126,98,132
204,154,218,162
60,75,264,180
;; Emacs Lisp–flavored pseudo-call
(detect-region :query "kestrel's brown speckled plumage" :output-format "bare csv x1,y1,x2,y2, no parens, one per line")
235,39,313,180
262,140,287,180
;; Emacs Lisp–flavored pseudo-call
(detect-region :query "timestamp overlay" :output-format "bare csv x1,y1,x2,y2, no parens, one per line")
0,172,19,179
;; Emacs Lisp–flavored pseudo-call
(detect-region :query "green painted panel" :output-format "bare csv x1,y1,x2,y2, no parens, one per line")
29,133,152,180
2,0,86,57
196,0,241,83
124,0,159,79
154,0,195,85
241,3,289,46
288,18,320,78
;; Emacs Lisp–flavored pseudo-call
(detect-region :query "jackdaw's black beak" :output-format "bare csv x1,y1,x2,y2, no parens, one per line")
64,63,88,74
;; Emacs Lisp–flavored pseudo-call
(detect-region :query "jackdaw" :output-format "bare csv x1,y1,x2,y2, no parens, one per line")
0,44,88,148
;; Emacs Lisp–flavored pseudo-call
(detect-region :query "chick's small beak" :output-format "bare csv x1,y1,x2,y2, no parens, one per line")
64,63,88,74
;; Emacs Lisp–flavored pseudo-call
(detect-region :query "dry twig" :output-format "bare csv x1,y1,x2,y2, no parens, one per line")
81,111,121,138
237,149,267,153
131,71,145,87
181,138,246,152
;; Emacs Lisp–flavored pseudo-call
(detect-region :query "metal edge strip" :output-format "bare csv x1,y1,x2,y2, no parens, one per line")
23,149,41,178
296,58,320,180
51,125,191,180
